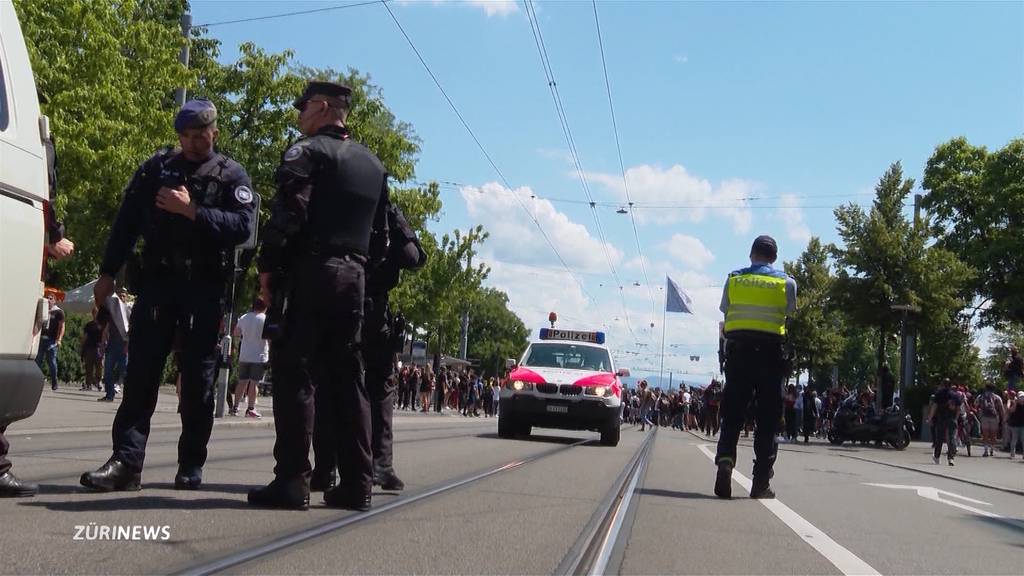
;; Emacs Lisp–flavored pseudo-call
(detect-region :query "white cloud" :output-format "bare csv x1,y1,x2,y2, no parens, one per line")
776,194,812,243
467,0,519,17
674,53,689,64
662,234,715,269
623,255,650,272
460,182,624,274
585,164,757,233
405,0,519,17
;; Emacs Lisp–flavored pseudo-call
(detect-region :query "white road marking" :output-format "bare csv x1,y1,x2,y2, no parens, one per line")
697,444,881,576
865,483,1001,519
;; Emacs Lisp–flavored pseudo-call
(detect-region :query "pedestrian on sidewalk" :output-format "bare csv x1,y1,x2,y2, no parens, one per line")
80,308,105,391
231,298,269,418
974,384,1004,457
36,295,64,391
802,387,818,444
1004,348,1023,391
928,379,961,466
97,296,128,402
1007,391,1024,459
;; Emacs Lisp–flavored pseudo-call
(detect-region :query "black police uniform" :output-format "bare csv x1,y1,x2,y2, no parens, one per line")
82,143,254,490
311,203,426,491
251,115,389,510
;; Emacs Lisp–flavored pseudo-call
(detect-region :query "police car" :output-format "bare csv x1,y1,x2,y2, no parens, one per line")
499,328,627,446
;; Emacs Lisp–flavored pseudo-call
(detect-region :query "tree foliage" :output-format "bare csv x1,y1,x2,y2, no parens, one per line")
922,137,1024,326
783,237,845,383
831,162,975,386
466,288,530,377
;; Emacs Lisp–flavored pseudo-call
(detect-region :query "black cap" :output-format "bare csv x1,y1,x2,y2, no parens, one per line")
751,235,778,260
174,99,217,132
293,81,353,111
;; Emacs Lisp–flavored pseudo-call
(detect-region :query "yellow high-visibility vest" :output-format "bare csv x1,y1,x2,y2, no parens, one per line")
724,273,787,335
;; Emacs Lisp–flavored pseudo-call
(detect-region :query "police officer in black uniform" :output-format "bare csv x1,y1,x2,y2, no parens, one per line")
248,81,389,511
310,202,427,493
81,100,255,491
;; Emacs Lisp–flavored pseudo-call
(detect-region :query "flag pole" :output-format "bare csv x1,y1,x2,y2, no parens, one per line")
659,277,667,387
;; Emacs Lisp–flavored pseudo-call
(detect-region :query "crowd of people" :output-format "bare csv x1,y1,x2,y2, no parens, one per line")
619,375,1024,465
395,365,502,418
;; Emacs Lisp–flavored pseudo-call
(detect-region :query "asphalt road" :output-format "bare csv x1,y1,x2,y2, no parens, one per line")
2,414,1022,575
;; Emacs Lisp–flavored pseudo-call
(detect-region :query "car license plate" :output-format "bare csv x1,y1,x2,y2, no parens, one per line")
546,405,568,413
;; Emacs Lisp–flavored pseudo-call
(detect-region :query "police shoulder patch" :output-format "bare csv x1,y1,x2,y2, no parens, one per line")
234,186,254,204
283,144,305,162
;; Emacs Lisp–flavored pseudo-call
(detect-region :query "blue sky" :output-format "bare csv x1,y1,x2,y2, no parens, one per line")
191,0,1023,384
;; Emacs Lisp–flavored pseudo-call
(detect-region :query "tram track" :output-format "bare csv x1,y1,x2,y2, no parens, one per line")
173,426,654,576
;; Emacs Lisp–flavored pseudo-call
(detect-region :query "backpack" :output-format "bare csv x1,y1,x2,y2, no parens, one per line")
980,393,998,418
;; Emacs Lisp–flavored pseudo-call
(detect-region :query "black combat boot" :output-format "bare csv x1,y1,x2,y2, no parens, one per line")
714,461,733,499
310,469,337,492
247,477,310,510
80,459,141,492
174,465,203,490
374,469,405,492
0,472,38,497
324,486,371,511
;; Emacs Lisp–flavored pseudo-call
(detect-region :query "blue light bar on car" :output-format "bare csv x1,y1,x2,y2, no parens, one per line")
539,328,605,344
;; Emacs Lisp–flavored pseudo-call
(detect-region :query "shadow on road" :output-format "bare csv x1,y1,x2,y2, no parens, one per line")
967,513,1024,536
637,487,718,500
19,492,250,512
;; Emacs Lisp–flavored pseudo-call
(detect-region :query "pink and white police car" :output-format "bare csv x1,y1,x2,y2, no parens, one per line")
499,328,627,446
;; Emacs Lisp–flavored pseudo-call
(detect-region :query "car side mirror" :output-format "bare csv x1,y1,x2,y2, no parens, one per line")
505,358,517,370
616,368,630,378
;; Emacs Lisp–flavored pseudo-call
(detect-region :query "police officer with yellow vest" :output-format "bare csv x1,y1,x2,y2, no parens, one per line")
714,235,796,499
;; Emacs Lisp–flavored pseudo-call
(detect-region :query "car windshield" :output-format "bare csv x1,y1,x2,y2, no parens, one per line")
523,343,612,372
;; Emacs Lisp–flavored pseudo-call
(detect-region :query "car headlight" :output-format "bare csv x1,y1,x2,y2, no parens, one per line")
511,380,533,391
586,386,609,397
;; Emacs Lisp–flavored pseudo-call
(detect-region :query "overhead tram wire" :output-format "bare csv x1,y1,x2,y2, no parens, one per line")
381,1,593,302
591,0,658,332
195,0,385,27
522,0,638,342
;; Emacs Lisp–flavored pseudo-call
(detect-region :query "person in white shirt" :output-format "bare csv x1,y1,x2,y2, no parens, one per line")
231,299,270,417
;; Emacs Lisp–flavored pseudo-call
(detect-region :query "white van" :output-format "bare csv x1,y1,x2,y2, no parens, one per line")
0,2,51,427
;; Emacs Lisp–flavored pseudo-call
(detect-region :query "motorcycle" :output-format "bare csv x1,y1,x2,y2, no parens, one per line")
827,394,914,450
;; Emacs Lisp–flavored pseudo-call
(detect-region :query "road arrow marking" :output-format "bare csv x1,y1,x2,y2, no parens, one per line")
865,483,1002,519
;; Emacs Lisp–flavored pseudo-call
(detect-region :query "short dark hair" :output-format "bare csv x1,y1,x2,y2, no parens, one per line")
254,298,267,311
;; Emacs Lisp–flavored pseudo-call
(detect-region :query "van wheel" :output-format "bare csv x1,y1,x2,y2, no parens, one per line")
498,415,516,439
600,422,620,446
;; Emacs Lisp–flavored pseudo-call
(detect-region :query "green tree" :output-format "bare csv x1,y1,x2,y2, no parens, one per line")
396,227,490,357
831,162,974,387
784,237,845,386
922,137,1024,326
16,0,191,287
466,288,529,377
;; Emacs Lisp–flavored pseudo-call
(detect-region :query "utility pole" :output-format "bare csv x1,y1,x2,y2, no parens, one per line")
174,12,192,107
913,193,923,227
459,251,471,360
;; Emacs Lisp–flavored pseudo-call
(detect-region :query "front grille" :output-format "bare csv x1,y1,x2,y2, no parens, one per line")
559,385,582,396
537,383,559,394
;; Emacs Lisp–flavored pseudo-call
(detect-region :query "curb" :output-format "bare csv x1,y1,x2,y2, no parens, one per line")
7,418,276,437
